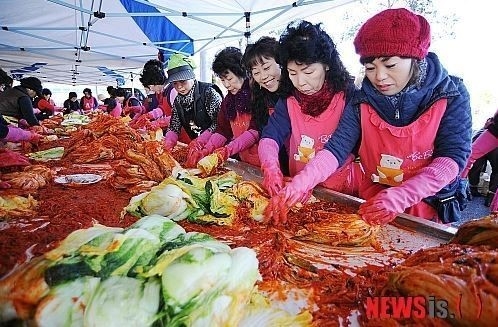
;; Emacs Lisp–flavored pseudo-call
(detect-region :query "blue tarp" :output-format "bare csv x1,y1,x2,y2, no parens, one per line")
120,0,194,62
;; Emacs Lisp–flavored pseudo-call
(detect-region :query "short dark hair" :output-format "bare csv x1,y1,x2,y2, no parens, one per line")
0,68,13,87
83,87,92,94
69,91,77,98
278,20,350,95
242,36,279,71
212,47,247,79
41,88,52,96
140,59,166,87
114,87,130,98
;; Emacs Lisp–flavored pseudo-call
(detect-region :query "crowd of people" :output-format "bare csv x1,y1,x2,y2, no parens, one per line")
2,8,497,226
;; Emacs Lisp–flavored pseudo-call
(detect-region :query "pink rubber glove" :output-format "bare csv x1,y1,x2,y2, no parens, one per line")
147,108,164,120
163,130,179,150
4,126,39,143
265,150,339,224
129,105,145,115
150,116,171,130
132,113,149,126
185,133,226,168
226,129,259,156
461,130,498,178
202,133,227,155
359,157,459,225
259,138,285,197
195,130,213,146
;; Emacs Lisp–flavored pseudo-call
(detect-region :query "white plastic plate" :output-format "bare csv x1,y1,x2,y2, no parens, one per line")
54,174,102,185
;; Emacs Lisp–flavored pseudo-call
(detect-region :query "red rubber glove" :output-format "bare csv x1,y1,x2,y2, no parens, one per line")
258,138,284,197
264,150,339,224
0,149,31,167
359,157,459,225
132,114,150,126
213,146,230,162
0,181,11,189
184,140,205,168
150,116,171,130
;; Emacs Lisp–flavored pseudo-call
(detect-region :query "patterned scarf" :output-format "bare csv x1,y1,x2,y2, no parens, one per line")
292,82,334,117
176,81,196,112
224,79,251,121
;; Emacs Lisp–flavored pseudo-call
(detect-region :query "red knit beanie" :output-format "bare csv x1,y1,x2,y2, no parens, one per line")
354,8,431,61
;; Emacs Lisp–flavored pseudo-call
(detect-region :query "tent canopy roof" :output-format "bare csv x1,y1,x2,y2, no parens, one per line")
0,0,355,87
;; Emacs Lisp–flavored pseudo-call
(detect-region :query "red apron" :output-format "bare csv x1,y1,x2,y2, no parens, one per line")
288,93,361,195
358,99,448,220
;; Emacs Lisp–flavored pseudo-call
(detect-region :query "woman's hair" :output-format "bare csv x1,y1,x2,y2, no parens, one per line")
0,68,13,87
106,85,116,96
69,91,77,98
242,36,281,131
278,20,350,96
242,36,279,71
139,59,166,87
41,88,52,96
114,87,130,99
212,47,248,79
83,87,92,94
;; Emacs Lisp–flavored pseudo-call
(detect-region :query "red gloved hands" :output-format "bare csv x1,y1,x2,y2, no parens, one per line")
132,114,150,127
184,140,205,168
0,149,31,167
261,162,284,197
213,146,230,162
29,131,42,144
263,183,312,225
128,105,145,115
358,191,399,225
149,116,171,130
0,181,11,189
263,149,340,225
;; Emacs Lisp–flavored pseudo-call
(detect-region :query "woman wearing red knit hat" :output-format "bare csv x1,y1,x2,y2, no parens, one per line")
266,8,472,226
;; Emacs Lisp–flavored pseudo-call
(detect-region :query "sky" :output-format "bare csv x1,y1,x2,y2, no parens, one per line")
304,0,498,128
46,1,497,128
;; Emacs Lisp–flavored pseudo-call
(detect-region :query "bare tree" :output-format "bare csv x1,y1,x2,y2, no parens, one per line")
339,0,458,42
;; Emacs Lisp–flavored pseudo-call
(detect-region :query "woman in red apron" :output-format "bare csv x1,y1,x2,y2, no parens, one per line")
266,9,472,226
186,46,255,169
196,37,290,175
258,20,359,200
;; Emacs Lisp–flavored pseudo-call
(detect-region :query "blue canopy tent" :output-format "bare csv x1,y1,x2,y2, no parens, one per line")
0,0,355,86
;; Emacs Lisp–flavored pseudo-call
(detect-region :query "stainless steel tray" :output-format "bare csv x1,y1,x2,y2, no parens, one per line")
225,159,457,245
